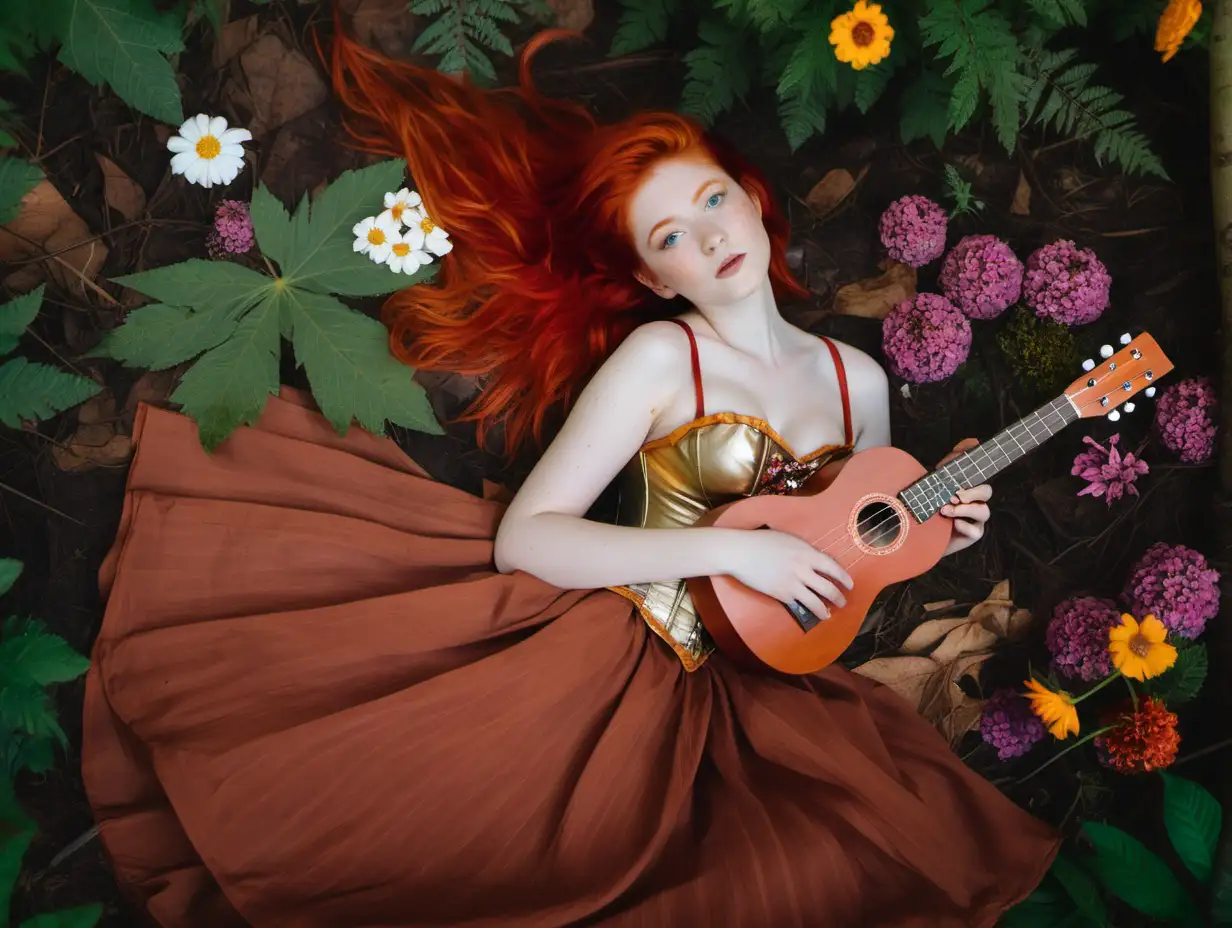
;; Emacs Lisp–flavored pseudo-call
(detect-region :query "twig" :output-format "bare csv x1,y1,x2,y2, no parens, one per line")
0,480,85,525
46,825,99,871
34,68,52,160
1172,736,1232,769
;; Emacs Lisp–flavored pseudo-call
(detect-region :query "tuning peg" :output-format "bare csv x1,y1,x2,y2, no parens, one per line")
1124,402,1136,413
1119,332,1131,345
1107,409,1121,422
1145,386,1156,398
1099,344,1114,358
1082,358,1095,372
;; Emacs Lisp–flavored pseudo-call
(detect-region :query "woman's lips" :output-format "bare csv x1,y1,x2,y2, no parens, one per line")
716,253,745,278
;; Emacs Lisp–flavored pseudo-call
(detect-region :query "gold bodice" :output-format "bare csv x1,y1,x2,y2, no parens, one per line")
609,413,853,671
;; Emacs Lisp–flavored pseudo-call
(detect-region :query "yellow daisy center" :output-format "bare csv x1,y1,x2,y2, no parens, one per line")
852,21,875,46
1129,634,1152,658
195,135,221,160
391,204,405,222
367,228,386,246
392,242,410,257
420,217,436,235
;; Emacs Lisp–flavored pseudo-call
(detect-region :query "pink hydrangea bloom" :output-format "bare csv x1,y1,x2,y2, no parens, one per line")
1153,377,1218,464
1071,433,1148,504
881,293,972,383
878,195,948,267
1122,542,1220,639
1046,595,1120,681
939,235,1024,319
980,689,1046,760
207,199,254,258
1023,239,1111,326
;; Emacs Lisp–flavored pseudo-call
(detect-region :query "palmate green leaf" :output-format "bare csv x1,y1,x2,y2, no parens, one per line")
0,618,90,687
0,357,101,427
20,906,105,928
96,304,240,371
0,285,44,356
609,0,680,56
57,0,185,125
170,293,281,451
112,259,272,317
1160,773,1221,884
0,777,35,920
283,288,442,437
0,156,43,224
1082,822,1197,921
0,560,21,596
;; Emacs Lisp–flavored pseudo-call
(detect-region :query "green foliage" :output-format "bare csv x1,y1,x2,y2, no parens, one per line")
943,164,985,218
1028,0,1086,29
610,0,681,56
996,307,1077,395
412,0,540,84
1082,821,1198,921
1160,771,1221,886
681,19,751,126
99,159,444,451
0,157,43,225
1048,850,1106,924
899,70,953,149
1145,639,1207,707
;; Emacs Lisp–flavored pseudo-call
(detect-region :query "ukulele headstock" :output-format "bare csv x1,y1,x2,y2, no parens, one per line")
1063,331,1174,421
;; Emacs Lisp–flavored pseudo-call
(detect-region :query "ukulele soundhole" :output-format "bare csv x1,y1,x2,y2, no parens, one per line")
854,500,902,550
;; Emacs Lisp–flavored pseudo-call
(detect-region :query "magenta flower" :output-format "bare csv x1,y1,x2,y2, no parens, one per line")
1046,595,1121,681
1153,377,1218,464
939,235,1024,319
881,293,972,383
1122,542,1220,640
207,199,254,258
1071,433,1149,505
1023,239,1111,326
980,689,1047,760
878,195,948,267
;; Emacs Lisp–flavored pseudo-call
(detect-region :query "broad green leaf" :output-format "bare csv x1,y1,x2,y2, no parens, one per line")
1082,822,1197,921
0,129,16,148
283,289,443,436
0,620,90,686
900,71,951,148
292,234,438,297
170,294,281,450
0,778,35,919
0,357,101,427
1161,773,1221,883
0,155,42,224
1148,640,1207,706
249,183,294,270
999,876,1081,927
0,683,66,746
0,285,44,356
96,303,239,370
275,160,408,289
0,560,21,596
113,259,272,318
20,905,104,928
57,0,185,125
1049,851,1106,925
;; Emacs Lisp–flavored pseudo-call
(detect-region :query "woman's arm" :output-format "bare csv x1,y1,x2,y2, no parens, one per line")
836,342,892,452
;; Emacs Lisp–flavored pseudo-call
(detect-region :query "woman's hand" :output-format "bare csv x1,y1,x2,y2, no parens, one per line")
725,530,854,621
937,439,992,557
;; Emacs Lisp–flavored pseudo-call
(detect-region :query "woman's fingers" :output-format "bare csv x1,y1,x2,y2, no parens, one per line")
792,586,830,620
803,571,847,609
941,502,990,521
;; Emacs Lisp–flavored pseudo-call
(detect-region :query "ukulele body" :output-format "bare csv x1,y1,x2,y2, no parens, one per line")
686,445,952,675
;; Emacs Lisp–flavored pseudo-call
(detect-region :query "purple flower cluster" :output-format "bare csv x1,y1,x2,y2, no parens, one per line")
879,195,948,268
1071,434,1149,505
1023,240,1111,326
1122,542,1220,639
980,689,1047,760
939,235,1024,320
1153,377,1218,464
207,199,254,258
881,293,972,383
1046,595,1121,681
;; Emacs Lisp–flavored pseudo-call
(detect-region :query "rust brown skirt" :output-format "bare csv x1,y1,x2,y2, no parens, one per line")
82,388,1060,928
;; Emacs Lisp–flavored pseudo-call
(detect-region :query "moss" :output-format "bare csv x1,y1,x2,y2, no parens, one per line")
996,307,1078,395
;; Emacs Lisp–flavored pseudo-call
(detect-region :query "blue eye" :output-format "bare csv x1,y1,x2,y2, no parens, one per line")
661,231,682,249
706,191,725,208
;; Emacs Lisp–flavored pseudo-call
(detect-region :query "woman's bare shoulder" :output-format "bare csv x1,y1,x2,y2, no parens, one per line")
824,337,889,390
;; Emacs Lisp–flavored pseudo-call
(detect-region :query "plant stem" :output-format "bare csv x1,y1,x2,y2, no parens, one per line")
1072,671,1122,704
1123,673,1138,710
1016,726,1115,784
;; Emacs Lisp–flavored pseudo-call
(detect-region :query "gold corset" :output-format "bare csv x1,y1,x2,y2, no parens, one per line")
609,413,853,671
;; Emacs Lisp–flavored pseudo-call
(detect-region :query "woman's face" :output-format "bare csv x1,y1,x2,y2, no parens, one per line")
626,154,771,307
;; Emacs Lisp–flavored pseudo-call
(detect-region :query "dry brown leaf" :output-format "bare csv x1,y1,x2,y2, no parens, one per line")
922,598,957,612
1010,171,1031,216
0,180,109,298
832,260,915,319
122,369,179,431
52,391,134,472
901,616,970,653
851,656,936,710
804,166,867,220
239,32,329,138
545,0,594,31
96,155,146,222
213,14,260,68
929,619,1000,664
338,0,421,57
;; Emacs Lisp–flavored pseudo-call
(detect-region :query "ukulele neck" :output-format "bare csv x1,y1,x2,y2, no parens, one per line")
899,394,1080,523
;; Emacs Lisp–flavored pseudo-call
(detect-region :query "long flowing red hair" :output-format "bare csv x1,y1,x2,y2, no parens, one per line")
328,24,808,457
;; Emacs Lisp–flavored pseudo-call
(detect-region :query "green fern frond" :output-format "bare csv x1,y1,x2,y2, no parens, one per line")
854,62,894,115
1028,0,1086,28
609,0,681,56
411,0,523,81
680,19,751,126
773,9,837,149
899,69,955,148
919,0,1022,152
722,0,810,33
1022,48,1167,179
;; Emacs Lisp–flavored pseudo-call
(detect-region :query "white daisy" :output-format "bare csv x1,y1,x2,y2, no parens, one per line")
385,230,431,274
409,206,452,257
379,188,423,229
167,114,251,188
353,215,400,263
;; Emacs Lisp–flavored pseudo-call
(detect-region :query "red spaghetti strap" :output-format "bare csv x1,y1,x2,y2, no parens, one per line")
669,319,705,419
820,337,853,446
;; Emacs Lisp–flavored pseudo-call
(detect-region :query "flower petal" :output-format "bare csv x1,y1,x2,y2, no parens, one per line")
194,114,212,139
209,116,228,139
178,117,202,141
167,135,193,153
183,161,203,186
1140,615,1168,644
428,237,453,256
170,151,195,174
219,127,251,146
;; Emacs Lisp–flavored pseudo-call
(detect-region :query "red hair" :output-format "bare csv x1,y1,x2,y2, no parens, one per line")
328,25,808,457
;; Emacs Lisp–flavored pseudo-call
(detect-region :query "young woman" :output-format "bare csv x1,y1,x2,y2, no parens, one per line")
80,23,1060,928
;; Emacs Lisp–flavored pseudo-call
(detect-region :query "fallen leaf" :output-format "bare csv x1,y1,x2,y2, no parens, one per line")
545,0,595,33
902,616,970,653
338,0,421,58
0,180,109,299
239,31,330,138
122,369,179,431
96,155,146,222
415,369,481,421
1010,171,1031,216
851,655,937,710
831,260,916,319
213,14,260,68
923,598,958,612
804,165,867,220
52,390,134,472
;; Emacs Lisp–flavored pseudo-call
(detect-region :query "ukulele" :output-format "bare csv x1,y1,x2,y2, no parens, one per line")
686,332,1174,675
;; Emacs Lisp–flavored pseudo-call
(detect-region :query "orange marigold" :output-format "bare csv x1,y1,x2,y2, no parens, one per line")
1155,0,1202,63
1098,697,1181,773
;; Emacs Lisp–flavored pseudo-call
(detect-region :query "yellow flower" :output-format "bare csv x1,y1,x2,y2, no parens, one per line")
1108,613,1177,681
1155,0,1201,63
830,1,894,71
1024,678,1080,740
